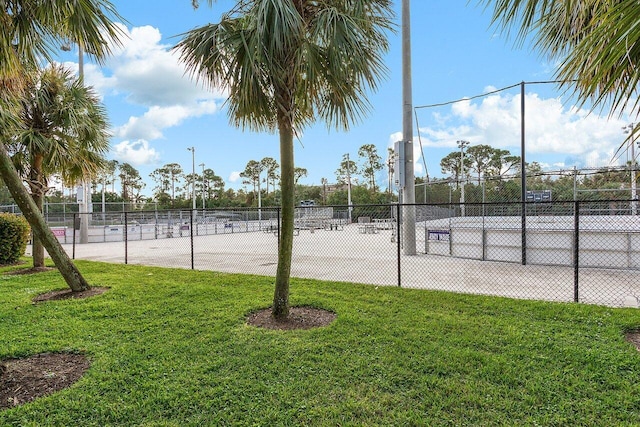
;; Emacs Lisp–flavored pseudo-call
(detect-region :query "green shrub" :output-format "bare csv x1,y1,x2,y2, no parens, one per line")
0,213,30,265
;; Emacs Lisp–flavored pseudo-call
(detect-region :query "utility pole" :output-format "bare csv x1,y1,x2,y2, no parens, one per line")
346,153,353,223
257,168,262,222
624,123,637,215
187,147,196,210
401,0,416,255
66,41,90,244
199,163,205,210
457,140,470,217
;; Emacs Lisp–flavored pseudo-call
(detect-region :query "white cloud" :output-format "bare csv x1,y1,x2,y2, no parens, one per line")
114,102,219,140
112,139,160,165
229,171,242,183
80,24,226,143
415,91,631,168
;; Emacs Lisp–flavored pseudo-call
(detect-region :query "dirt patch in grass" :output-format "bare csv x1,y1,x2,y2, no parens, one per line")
625,331,640,351
5,266,55,275
32,287,109,303
0,353,90,410
247,306,336,330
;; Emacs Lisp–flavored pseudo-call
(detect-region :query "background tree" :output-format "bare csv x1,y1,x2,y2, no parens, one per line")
487,149,520,179
336,154,359,185
387,147,396,195
177,0,393,319
294,167,308,186
358,143,383,192
151,163,183,207
0,178,12,205
465,145,494,184
118,163,145,208
9,65,109,268
150,166,172,203
97,159,119,205
320,177,328,204
0,0,123,292
240,160,265,204
203,168,224,202
260,157,280,195
440,151,471,189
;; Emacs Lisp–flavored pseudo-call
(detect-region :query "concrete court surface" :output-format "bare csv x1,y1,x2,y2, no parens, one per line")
41,223,640,308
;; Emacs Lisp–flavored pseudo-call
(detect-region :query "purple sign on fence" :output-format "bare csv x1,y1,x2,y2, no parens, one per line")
50,228,65,237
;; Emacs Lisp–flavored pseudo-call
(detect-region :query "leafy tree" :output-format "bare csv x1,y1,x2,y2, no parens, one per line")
358,143,383,192
387,147,396,195
481,0,640,113
118,163,145,207
465,145,494,184
488,149,520,179
97,159,119,199
151,163,183,207
9,65,109,268
261,157,280,195
294,167,308,185
240,160,265,203
0,0,123,291
440,151,471,189
320,177,328,204
0,178,12,205
336,154,359,185
176,0,393,319
202,168,224,203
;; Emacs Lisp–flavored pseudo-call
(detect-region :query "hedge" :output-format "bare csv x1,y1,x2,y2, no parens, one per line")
0,213,31,265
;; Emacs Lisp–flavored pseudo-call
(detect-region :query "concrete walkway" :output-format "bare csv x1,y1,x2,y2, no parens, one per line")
33,223,640,308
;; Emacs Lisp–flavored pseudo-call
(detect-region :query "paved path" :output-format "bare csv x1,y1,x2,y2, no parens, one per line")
32,224,640,308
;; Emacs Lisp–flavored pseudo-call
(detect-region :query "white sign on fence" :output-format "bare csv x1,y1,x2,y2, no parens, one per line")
428,230,450,241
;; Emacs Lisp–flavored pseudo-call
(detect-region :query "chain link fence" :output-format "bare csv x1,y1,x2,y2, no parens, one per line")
27,201,640,308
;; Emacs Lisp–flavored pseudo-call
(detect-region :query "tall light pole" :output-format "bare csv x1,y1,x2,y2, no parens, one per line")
257,167,262,222
63,41,90,243
624,123,637,215
401,0,416,255
457,140,470,217
346,153,353,222
187,147,196,210
199,163,205,210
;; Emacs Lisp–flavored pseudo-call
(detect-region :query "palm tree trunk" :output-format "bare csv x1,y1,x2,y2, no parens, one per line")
273,115,294,319
0,142,90,291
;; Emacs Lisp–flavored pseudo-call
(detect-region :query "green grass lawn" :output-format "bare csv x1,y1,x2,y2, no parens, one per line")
1,260,640,426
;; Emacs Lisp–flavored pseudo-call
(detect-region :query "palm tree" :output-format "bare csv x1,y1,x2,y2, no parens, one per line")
481,0,640,113
10,65,109,269
0,0,123,291
176,0,394,319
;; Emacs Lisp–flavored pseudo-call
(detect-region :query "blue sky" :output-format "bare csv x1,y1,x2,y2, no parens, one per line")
57,1,637,196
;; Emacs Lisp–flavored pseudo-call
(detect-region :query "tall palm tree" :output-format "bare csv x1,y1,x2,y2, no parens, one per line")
0,0,123,291
176,0,394,319
480,0,640,113
10,64,109,269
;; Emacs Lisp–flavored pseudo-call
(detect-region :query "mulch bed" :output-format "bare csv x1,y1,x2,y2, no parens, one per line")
32,287,109,303
0,318,636,411
247,306,336,330
4,266,55,275
0,353,90,410
625,331,640,352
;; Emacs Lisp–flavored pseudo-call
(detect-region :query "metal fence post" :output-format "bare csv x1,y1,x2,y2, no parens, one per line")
124,211,128,265
573,200,580,302
521,200,527,265
190,209,195,270
397,203,401,287
72,213,76,259
277,207,281,244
